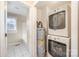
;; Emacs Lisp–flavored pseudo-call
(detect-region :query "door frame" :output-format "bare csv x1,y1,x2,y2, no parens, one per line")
0,1,37,57
0,2,7,57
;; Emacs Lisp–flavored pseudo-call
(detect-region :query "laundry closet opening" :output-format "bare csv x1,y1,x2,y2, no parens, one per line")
6,1,31,57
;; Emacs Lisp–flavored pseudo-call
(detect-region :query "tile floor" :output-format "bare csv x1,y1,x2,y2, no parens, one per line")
7,40,31,57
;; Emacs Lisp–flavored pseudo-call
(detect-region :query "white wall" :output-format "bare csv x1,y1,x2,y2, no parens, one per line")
37,7,47,32
27,6,37,56
22,22,27,43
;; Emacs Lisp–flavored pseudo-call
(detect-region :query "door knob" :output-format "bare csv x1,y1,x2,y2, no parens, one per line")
5,33,7,37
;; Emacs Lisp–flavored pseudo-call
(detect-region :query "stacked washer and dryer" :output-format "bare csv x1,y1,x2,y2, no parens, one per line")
47,5,71,57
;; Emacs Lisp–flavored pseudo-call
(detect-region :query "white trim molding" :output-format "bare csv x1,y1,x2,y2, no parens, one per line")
71,1,79,57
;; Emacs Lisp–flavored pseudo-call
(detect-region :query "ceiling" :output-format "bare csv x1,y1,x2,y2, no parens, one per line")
7,1,71,15
35,1,71,8
7,1,29,16
26,1,35,5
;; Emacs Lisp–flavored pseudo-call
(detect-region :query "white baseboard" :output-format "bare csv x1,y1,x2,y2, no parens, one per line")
8,41,21,46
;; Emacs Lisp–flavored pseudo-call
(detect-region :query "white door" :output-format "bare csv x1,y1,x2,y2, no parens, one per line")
0,2,7,57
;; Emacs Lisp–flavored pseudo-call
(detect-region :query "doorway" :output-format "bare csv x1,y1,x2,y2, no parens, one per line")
6,1,31,57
